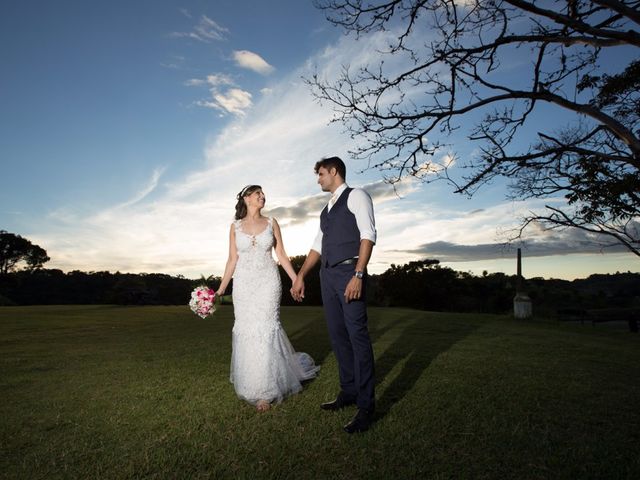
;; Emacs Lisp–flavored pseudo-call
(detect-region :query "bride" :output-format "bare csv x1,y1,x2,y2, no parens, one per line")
216,185,319,411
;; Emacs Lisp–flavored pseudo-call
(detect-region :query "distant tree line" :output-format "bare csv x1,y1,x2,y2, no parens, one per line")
369,259,640,316
1,258,638,316
0,269,197,306
1,231,638,314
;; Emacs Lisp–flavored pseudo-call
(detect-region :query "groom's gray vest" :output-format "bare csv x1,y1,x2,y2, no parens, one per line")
320,187,360,267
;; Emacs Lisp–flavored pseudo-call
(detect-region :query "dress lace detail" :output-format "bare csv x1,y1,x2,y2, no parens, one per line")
230,217,319,405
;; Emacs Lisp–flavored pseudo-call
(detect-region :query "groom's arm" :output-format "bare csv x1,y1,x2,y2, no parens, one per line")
298,249,321,279
291,249,320,301
344,239,374,303
354,239,374,274
345,189,376,302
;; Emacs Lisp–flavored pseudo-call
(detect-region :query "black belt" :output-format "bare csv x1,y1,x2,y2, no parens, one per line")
333,257,358,266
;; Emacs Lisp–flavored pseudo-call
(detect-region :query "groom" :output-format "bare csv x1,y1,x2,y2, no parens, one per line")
291,156,376,433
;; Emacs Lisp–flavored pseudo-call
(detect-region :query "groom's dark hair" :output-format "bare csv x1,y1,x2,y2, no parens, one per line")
315,156,346,180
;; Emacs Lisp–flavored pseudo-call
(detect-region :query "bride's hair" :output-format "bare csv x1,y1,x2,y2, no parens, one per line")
235,185,262,220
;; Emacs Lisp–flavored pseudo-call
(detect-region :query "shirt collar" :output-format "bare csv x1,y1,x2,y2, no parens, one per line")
332,183,348,201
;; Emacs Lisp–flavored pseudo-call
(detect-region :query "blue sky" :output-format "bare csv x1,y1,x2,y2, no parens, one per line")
1,0,637,280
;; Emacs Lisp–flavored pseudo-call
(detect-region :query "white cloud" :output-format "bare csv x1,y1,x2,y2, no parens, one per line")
186,74,235,88
206,73,235,87
266,179,413,226
202,88,253,116
35,28,636,280
190,74,243,113
233,50,275,75
197,16,228,41
161,62,181,70
40,34,385,276
214,88,252,115
171,15,228,43
161,55,186,70
116,167,165,209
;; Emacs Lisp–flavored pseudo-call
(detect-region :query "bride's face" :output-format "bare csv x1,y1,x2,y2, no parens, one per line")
244,189,266,209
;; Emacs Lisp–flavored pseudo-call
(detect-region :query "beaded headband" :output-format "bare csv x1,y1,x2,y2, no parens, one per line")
237,184,260,199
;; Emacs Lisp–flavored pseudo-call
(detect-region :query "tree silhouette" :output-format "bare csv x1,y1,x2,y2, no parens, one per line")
0,231,50,274
311,0,639,256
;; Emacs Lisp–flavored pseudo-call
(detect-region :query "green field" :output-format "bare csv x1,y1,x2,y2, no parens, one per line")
1,305,638,479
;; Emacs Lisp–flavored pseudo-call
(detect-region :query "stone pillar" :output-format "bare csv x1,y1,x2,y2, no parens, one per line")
513,248,532,319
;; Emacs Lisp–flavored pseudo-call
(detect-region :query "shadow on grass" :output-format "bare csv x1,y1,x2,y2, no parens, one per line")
288,314,333,366
286,308,476,420
374,314,478,420
288,309,402,369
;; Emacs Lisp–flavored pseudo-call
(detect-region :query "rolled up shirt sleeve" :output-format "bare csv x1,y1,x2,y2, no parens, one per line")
348,188,377,244
311,228,323,254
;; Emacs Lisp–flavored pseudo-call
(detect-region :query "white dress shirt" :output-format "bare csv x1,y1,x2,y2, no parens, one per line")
311,183,377,254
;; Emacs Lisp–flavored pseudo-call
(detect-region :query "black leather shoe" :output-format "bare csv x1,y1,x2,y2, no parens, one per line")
343,408,374,434
320,393,356,411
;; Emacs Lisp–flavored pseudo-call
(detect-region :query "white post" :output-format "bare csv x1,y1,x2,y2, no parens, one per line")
513,248,532,319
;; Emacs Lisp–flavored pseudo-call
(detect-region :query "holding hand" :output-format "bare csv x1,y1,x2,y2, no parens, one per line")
290,277,305,302
289,250,320,303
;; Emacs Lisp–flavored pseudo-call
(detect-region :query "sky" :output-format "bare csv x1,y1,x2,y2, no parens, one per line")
1,0,637,281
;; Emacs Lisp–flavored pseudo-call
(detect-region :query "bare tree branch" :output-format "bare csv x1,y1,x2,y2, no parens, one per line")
311,0,640,256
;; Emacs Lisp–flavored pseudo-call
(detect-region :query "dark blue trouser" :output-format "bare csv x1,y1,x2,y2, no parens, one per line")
320,264,375,411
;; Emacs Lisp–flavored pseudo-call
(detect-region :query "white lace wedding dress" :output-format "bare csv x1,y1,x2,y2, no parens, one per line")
230,217,319,405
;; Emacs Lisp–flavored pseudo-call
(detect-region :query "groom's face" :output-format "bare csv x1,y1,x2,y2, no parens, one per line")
316,166,339,193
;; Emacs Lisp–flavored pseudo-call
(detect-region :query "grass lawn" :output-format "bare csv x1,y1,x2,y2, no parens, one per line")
1,305,638,479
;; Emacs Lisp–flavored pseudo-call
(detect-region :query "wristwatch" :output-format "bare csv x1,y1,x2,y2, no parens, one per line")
354,270,364,279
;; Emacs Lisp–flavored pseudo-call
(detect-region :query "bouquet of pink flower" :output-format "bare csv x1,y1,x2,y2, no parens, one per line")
189,285,217,319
